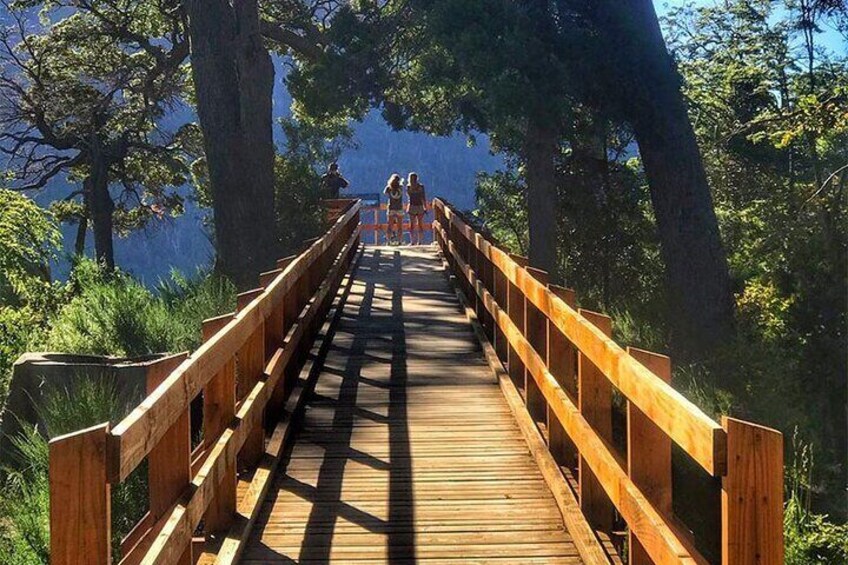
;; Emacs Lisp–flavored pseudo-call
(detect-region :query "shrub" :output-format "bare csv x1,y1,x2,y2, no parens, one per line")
0,377,147,564
45,271,173,357
156,269,236,352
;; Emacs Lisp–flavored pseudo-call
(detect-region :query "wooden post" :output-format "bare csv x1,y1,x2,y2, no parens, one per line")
627,347,673,565
525,267,549,427
721,417,784,565
548,285,578,471
49,423,111,565
236,292,266,471
201,314,237,534
577,308,615,533
506,254,528,396
493,264,509,366
146,353,192,565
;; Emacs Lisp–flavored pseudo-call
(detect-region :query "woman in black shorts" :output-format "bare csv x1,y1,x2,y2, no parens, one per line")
406,172,428,245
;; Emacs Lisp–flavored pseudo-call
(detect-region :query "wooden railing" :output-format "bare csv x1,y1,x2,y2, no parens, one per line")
358,202,434,244
433,198,784,565
49,200,361,565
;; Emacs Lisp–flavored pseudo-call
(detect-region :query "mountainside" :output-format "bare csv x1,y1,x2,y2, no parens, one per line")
50,95,501,284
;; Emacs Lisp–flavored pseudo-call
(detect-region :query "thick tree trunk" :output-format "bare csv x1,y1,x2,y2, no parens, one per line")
85,156,115,271
524,119,560,281
183,0,277,289
589,0,736,362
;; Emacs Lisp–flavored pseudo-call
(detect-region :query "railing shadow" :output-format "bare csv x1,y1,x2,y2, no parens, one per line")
253,248,417,563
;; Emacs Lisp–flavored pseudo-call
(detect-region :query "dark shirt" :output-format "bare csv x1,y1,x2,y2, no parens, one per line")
408,184,426,207
321,172,349,199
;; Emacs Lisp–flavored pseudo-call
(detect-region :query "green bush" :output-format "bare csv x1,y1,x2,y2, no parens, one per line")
45,270,173,357
156,269,237,352
44,262,236,358
0,377,147,564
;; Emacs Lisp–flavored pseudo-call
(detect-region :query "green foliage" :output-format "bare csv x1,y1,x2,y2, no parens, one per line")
157,269,237,352
784,433,848,564
0,190,61,306
473,168,528,255
0,377,147,564
1,1,193,266
664,0,847,511
44,260,237,357
45,268,174,356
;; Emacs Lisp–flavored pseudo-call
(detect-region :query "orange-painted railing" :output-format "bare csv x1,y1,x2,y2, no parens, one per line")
433,198,784,565
49,200,361,565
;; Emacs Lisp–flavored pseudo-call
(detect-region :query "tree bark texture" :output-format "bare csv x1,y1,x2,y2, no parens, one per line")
583,0,737,362
183,0,278,289
85,153,115,271
524,119,560,281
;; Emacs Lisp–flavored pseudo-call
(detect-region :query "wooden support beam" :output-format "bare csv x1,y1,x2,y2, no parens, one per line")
236,322,266,471
49,423,111,565
506,266,526,396
275,254,297,272
201,315,237,534
258,268,282,289
525,266,549,427
146,353,192,565
721,417,784,565
549,285,578,471
577,308,615,534
627,347,673,565
236,288,264,311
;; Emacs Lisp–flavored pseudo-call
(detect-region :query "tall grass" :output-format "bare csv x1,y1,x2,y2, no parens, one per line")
43,263,235,358
784,431,848,564
0,377,148,564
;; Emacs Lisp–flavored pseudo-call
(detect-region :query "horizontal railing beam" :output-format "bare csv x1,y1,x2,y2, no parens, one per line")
434,199,727,477
436,220,708,565
108,202,360,482
137,224,361,563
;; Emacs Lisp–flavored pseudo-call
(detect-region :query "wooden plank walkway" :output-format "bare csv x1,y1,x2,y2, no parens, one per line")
241,245,584,564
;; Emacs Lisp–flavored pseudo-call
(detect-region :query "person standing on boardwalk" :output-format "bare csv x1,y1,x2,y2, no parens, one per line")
320,163,349,199
406,172,428,245
384,173,404,245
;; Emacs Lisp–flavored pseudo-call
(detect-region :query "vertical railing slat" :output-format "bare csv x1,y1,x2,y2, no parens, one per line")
577,308,615,533
201,314,237,534
721,417,784,565
548,285,578,472
49,423,111,565
146,353,192,565
525,266,549,427
627,347,673,565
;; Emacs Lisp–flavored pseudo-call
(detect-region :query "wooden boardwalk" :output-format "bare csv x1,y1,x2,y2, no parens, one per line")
241,245,583,564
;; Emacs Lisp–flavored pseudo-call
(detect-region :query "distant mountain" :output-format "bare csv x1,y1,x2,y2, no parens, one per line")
48,70,502,284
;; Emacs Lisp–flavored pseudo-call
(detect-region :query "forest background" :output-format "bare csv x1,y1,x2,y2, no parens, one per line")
0,0,845,563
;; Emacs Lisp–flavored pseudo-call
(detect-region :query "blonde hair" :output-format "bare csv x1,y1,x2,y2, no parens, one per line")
387,173,401,189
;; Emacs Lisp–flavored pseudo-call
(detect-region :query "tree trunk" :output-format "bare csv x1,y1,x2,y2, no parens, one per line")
74,214,88,257
183,0,277,289
524,119,560,281
85,155,115,271
592,0,737,362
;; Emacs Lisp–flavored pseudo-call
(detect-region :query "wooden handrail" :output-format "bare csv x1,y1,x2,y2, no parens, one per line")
49,200,362,565
432,197,784,565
